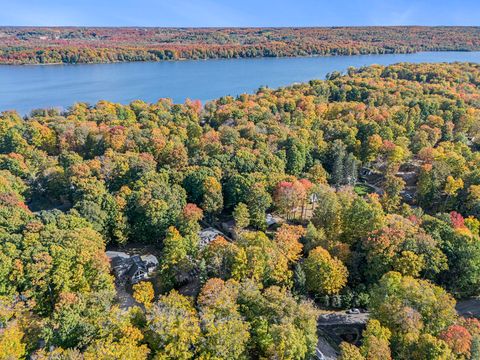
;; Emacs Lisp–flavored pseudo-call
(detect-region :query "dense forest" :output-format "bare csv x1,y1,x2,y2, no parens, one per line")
1,26,480,64
1,62,480,359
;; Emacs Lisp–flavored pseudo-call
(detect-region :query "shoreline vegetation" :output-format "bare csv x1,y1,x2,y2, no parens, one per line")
1,26,480,65
4,50,476,68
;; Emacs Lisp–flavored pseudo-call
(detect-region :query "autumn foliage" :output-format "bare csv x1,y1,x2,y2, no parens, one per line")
1,62,480,358
1,27,480,64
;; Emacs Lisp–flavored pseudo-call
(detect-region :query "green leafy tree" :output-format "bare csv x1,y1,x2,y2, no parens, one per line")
160,227,194,290
238,283,318,360
341,194,384,245
285,137,307,176
470,336,480,360
201,176,223,221
369,272,457,358
126,172,186,243
422,215,480,296
233,202,250,229
293,263,307,296
245,183,271,230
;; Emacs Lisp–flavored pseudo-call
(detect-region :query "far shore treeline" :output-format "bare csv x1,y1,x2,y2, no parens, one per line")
1,26,480,64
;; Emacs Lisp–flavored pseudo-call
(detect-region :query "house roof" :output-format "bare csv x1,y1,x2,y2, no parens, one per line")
106,251,129,259
108,252,158,280
126,256,147,278
266,213,277,226
141,254,159,266
198,227,224,247
131,255,143,264
110,256,131,269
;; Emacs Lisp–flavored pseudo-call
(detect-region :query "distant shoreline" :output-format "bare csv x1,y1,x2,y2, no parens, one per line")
0,49,475,67
1,26,478,65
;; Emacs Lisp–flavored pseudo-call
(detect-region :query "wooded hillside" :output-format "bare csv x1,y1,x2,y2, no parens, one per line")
1,26,480,64
2,62,480,359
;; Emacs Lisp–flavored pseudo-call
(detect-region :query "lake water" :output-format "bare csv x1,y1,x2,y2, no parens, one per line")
1,51,480,115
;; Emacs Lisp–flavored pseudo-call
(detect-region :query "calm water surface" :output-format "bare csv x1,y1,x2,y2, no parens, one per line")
1,51,480,115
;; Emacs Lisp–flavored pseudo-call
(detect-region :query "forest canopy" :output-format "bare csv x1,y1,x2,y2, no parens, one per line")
1,62,480,358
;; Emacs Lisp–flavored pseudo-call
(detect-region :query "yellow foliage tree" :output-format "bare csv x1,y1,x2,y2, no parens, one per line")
339,342,365,360
146,290,201,360
392,251,425,277
444,176,464,197
0,321,26,360
84,325,150,360
304,246,348,295
133,281,155,309
360,319,392,360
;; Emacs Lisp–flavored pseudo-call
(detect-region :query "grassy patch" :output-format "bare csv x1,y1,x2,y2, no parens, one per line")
354,183,375,196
